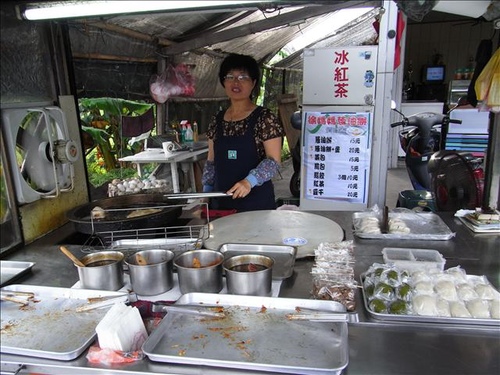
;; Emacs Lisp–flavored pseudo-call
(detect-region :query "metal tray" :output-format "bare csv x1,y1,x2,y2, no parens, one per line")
353,211,455,240
219,243,297,280
458,216,500,234
143,293,349,375
0,284,128,360
0,261,35,287
360,275,500,328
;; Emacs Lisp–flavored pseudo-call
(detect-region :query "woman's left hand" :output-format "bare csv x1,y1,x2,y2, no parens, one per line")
227,179,252,199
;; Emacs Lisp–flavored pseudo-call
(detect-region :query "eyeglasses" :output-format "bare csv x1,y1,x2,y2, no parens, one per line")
224,74,251,82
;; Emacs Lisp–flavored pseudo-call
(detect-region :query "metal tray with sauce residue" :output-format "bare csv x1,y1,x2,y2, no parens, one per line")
143,293,349,375
219,243,297,279
0,284,128,360
0,261,35,287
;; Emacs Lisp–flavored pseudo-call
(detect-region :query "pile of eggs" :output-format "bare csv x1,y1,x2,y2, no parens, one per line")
107,176,171,197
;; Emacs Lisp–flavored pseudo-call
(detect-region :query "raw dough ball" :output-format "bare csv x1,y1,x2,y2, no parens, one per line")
449,301,472,318
490,299,500,319
383,269,400,287
360,217,381,234
396,283,412,301
373,282,394,301
388,218,411,234
389,299,410,315
369,298,387,313
435,280,458,301
362,225,382,234
475,284,500,300
456,283,479,301
436,298,451,317
466,299,490,319
411,270,431,284
413,294,438,316
445,267,467,283
414,281,434,294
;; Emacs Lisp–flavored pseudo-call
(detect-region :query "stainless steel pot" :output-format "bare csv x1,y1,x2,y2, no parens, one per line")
223,254,274,296
77,251,124,291
125,249,174,296
174,250,224,294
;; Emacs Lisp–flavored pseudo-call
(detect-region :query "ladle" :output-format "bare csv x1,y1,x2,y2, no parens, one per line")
60,246,86,267
136,253,148,265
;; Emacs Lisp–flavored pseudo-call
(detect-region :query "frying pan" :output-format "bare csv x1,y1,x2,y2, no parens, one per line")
66,194,184,235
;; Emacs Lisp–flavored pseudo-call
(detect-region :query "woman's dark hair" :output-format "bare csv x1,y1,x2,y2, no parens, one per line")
218,53,260,86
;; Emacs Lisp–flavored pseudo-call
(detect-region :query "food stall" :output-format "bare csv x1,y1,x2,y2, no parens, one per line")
1,207,499,375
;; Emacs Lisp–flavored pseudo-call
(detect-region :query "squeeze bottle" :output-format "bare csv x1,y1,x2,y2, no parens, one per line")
192,121,199,142
185,124,194,142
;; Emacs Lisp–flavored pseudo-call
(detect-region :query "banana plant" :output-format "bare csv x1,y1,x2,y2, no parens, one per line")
79,98,154,172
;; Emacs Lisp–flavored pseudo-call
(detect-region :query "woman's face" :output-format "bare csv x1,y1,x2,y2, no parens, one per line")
223,69,256,100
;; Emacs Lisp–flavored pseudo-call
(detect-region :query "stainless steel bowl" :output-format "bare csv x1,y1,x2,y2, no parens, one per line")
223,254,274,296
125,249,174,296
78,251,124,291
174,249,224,294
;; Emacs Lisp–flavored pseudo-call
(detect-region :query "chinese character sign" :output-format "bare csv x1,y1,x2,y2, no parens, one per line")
303,46,377,106
303,111,372,204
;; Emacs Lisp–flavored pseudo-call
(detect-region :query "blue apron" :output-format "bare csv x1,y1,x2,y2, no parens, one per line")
211,107,276,212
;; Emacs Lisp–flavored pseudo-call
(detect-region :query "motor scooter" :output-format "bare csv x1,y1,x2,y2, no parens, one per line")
391,98,485,210
390,102,462,191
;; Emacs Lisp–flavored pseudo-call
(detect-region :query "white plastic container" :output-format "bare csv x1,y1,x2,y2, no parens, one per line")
382,247,445,271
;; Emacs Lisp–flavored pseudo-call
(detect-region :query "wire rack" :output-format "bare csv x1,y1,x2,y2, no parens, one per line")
81,202,210,257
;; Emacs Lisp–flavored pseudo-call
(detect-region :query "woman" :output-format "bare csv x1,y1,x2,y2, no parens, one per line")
202,53,285,212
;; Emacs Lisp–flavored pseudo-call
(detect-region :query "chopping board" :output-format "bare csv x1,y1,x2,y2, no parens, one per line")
203,210,344,258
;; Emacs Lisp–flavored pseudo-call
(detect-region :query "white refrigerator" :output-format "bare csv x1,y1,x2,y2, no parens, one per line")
300,46,378,211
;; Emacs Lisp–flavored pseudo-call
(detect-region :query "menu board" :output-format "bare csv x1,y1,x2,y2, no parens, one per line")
302,110,372,209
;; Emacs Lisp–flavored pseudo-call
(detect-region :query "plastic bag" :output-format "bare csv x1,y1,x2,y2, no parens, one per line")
86,345,144,365
150,63,195,103
311,241,357,311
475,48,500,110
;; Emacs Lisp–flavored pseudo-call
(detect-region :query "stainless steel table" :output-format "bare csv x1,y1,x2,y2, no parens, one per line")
1,211,499,375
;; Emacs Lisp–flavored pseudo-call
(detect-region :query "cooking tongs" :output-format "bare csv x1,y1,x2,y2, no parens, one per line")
77,295,225,318
151,302,225,318
163,192,232,199
285,307,356,323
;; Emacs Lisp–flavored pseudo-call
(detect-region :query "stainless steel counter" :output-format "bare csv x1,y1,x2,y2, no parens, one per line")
1,211,499,375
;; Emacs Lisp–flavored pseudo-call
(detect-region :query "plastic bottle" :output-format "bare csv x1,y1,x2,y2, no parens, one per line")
180,124,186,143
185,123,194,142
192,121,199,142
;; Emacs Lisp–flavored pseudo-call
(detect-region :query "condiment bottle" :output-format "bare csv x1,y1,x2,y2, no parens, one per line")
185,123,193,143
192,121,199,142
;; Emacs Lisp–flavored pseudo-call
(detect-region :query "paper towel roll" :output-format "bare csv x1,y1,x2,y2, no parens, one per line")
433,1,489,18
162,141,175,157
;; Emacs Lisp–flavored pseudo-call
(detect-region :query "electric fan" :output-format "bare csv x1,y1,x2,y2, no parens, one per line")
428,150,483,211
2,107,78,204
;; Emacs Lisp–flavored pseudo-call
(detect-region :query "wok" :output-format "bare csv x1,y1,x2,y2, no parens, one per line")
66,194,184,235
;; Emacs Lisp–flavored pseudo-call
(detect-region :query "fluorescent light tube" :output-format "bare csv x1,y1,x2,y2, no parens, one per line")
23,1,269,21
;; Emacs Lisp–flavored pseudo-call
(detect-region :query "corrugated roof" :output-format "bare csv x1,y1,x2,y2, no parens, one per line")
68,1,381,99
